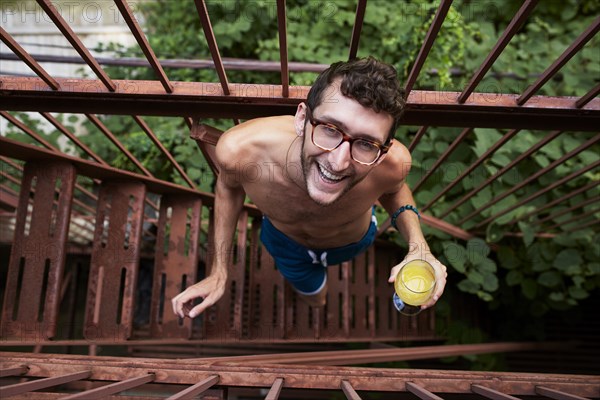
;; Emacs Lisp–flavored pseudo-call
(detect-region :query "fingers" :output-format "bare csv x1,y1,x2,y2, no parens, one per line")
171,286,205,319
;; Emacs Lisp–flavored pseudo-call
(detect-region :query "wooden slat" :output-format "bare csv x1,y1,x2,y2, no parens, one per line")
348,0,367,59
0,370,91,397
472,384,521,400
276,0,289,98
576,83,600,108
35,0,115,91
167,375,219,400
265,378,284,400
406,382,445,400
62,374,155,400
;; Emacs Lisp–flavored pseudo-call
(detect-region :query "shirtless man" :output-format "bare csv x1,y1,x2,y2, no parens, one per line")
172,57,447,318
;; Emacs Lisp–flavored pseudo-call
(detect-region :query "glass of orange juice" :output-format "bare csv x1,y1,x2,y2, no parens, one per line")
392,259,436,316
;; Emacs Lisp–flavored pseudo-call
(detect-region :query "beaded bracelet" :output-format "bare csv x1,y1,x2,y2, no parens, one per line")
391,204,420,231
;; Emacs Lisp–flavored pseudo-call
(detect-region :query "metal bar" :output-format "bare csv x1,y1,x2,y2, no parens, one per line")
167,375,219,400
376,213,477,242
423,128,520,211
439,130,564,219
0,110,55,150
0,370,91,397
0,52,329,73
341,380,362,400
545,205,600,231
2,77,599,131
40,112,106,164
458,0,537,103
471,384,521,400
85,114,153,177
533,196,600,225
404,0,453,96
408,126,429,152
132,115,195,188
348,0,367,60
406,382,444,400
535,386,590,400
564,219,600,232
276,0,289,98
193,0,230,95
472,160,600,228
413,127,473,192
265,378,285,400
35,0,115,91
62,373,155,399
576,83,600,108
2,352,599,396
509,181,600,224
0,365,28,378
517,15,600,105
463,135,600,225
193,342,554,366
0,26,60,90
114,0,173,93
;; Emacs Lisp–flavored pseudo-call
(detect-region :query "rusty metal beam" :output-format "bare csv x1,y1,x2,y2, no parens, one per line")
517,15,600,105
168,375,220,400
576,82,600,108
0,27,60,90
349,0,367,60
404,0,453,96
341,380,361,400
2,352,598,396
536,385,593,400
413,127,473,192
458,0,537,103
0,370,91,397
265,378,285,400
194,0,230,95
276,0,289,98
114,0,173,94
439,130,564,219
133,115,196,188
62,373,155,399
406,382,444,400
408,126,429,152
2,77,599,130
465,135,600,226
35,0,115,92
423,128,521,211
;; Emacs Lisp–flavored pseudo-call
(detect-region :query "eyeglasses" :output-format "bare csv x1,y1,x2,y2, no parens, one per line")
306,107,391,165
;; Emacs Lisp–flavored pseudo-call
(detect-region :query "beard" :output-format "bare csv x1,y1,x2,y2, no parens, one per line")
300,138,365,206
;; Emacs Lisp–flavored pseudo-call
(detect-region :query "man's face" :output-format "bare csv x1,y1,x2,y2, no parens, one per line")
296,84,393,206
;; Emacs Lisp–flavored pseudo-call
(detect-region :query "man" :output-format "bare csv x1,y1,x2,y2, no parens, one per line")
172,57,447,318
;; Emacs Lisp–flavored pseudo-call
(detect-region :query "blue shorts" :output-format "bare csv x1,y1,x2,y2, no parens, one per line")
259,211,378,295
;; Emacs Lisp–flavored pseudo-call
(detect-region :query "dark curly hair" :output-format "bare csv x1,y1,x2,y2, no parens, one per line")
306,57,405,143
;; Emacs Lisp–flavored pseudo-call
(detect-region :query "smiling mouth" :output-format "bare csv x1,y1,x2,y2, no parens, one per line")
317,164,346,183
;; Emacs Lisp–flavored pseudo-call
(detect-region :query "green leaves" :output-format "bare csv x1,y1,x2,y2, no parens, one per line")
445,239,498,301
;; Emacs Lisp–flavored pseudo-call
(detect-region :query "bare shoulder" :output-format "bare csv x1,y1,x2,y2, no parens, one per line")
216,115,294,167
372,139,412,191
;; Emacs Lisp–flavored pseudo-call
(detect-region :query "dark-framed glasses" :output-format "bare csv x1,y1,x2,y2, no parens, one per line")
306,107,391,165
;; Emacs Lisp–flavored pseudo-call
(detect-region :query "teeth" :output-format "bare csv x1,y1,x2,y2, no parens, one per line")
319,164,344,181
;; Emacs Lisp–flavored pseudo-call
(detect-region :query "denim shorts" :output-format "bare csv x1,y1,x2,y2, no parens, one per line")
259,210,377,295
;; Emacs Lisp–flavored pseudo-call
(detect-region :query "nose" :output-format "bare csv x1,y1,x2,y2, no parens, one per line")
328,141,352,171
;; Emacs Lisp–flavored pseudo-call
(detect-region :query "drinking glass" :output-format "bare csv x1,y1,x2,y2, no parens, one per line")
392,259,436,316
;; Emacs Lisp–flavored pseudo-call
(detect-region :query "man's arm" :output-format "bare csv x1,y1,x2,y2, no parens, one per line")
171,141,246,319
378,182,448,309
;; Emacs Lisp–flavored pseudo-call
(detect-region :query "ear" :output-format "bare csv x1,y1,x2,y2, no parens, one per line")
294,102,307,136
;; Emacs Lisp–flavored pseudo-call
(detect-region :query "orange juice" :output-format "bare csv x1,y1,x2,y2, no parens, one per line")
394,260,436,306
